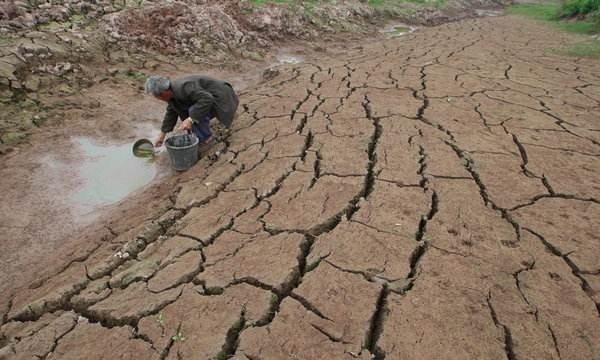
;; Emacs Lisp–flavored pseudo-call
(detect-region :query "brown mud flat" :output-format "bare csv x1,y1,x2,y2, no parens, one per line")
0,38,356,312
1,14,600,360
0,0,509,151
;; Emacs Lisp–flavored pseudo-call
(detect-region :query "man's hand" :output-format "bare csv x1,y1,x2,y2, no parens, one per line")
154,132,166,147
177,118,194,132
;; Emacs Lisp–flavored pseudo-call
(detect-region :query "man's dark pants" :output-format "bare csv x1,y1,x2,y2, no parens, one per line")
191,109,216,143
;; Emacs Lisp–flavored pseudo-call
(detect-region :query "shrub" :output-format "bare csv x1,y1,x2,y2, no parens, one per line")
559,0,600,17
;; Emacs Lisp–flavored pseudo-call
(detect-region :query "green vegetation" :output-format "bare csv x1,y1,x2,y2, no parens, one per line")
508,3,600,58
156,313,165,326
508,0,600,19
392,25,410,33
555,39,600,58
171,329,186,342
559,0,600,17
507,3,561,20
508,3,599,33
124,69,147,83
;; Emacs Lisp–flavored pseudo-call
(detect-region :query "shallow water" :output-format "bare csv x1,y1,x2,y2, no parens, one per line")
70,137,157,208
276,54,304,64
381,24,417,38
476,9,503,17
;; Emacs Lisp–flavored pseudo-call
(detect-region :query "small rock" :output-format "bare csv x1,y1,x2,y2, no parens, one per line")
1,131,27,144
24,76,40,91
0,61,17,81
32,114,46,126
262,67,279,81
57,84,74,95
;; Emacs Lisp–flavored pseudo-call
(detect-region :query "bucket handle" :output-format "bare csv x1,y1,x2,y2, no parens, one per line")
166,128,192,141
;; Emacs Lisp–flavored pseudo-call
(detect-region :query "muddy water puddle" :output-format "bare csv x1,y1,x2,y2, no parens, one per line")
276,53,304,65
0,133,164,295
381,24,417,38
476,9,503,17
70,137,158,212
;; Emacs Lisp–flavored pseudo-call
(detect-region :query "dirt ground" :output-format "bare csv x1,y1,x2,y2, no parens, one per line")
1,12,600,360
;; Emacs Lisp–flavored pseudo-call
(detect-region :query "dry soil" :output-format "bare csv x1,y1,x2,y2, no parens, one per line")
1,14,599,360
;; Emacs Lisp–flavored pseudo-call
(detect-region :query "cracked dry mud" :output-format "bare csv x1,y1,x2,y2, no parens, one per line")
2,14,600,360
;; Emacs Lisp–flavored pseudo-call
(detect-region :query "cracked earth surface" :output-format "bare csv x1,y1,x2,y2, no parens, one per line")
2,14,600,360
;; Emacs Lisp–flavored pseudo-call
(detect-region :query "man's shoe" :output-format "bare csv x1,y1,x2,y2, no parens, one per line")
198,136,214,157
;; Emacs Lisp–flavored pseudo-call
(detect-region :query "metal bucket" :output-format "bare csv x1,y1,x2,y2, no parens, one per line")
132,138,156,158
165,133,199,171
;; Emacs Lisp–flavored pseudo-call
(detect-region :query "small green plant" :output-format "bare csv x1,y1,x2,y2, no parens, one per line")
215,352,229,360
156,313,164,325
125,69,147,83
172,329,186,342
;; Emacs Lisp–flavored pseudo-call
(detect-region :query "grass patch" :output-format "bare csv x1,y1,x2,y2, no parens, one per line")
509,3,600,58
559,0,600,17
508,3,598,34
555,39,600,57
507,3,561,20
556,20,597,33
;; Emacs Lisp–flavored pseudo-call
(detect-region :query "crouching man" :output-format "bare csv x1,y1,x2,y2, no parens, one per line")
144,75,239,150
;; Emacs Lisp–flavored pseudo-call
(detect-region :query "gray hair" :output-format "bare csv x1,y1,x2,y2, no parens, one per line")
144,75,171,96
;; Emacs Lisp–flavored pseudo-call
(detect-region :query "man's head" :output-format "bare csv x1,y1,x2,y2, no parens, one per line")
145,75,173,102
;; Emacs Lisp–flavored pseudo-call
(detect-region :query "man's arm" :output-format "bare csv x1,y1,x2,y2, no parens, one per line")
161,102,179,133
155,103,178,147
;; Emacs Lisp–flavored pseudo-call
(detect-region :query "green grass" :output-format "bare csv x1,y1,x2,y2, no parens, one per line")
509,3,600,58
508,3,597,34
556,20,597,33
555,40,600,57
559,0,600,17
508,0,600,18
507,3,561,21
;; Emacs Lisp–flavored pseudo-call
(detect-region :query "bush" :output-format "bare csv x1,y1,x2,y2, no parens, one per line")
590,9,600,30
559,0,600,17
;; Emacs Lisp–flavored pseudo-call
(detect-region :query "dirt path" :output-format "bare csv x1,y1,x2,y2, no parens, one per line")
2,14,600,359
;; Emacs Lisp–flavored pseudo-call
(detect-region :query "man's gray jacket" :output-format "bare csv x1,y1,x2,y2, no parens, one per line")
161,75,239,133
